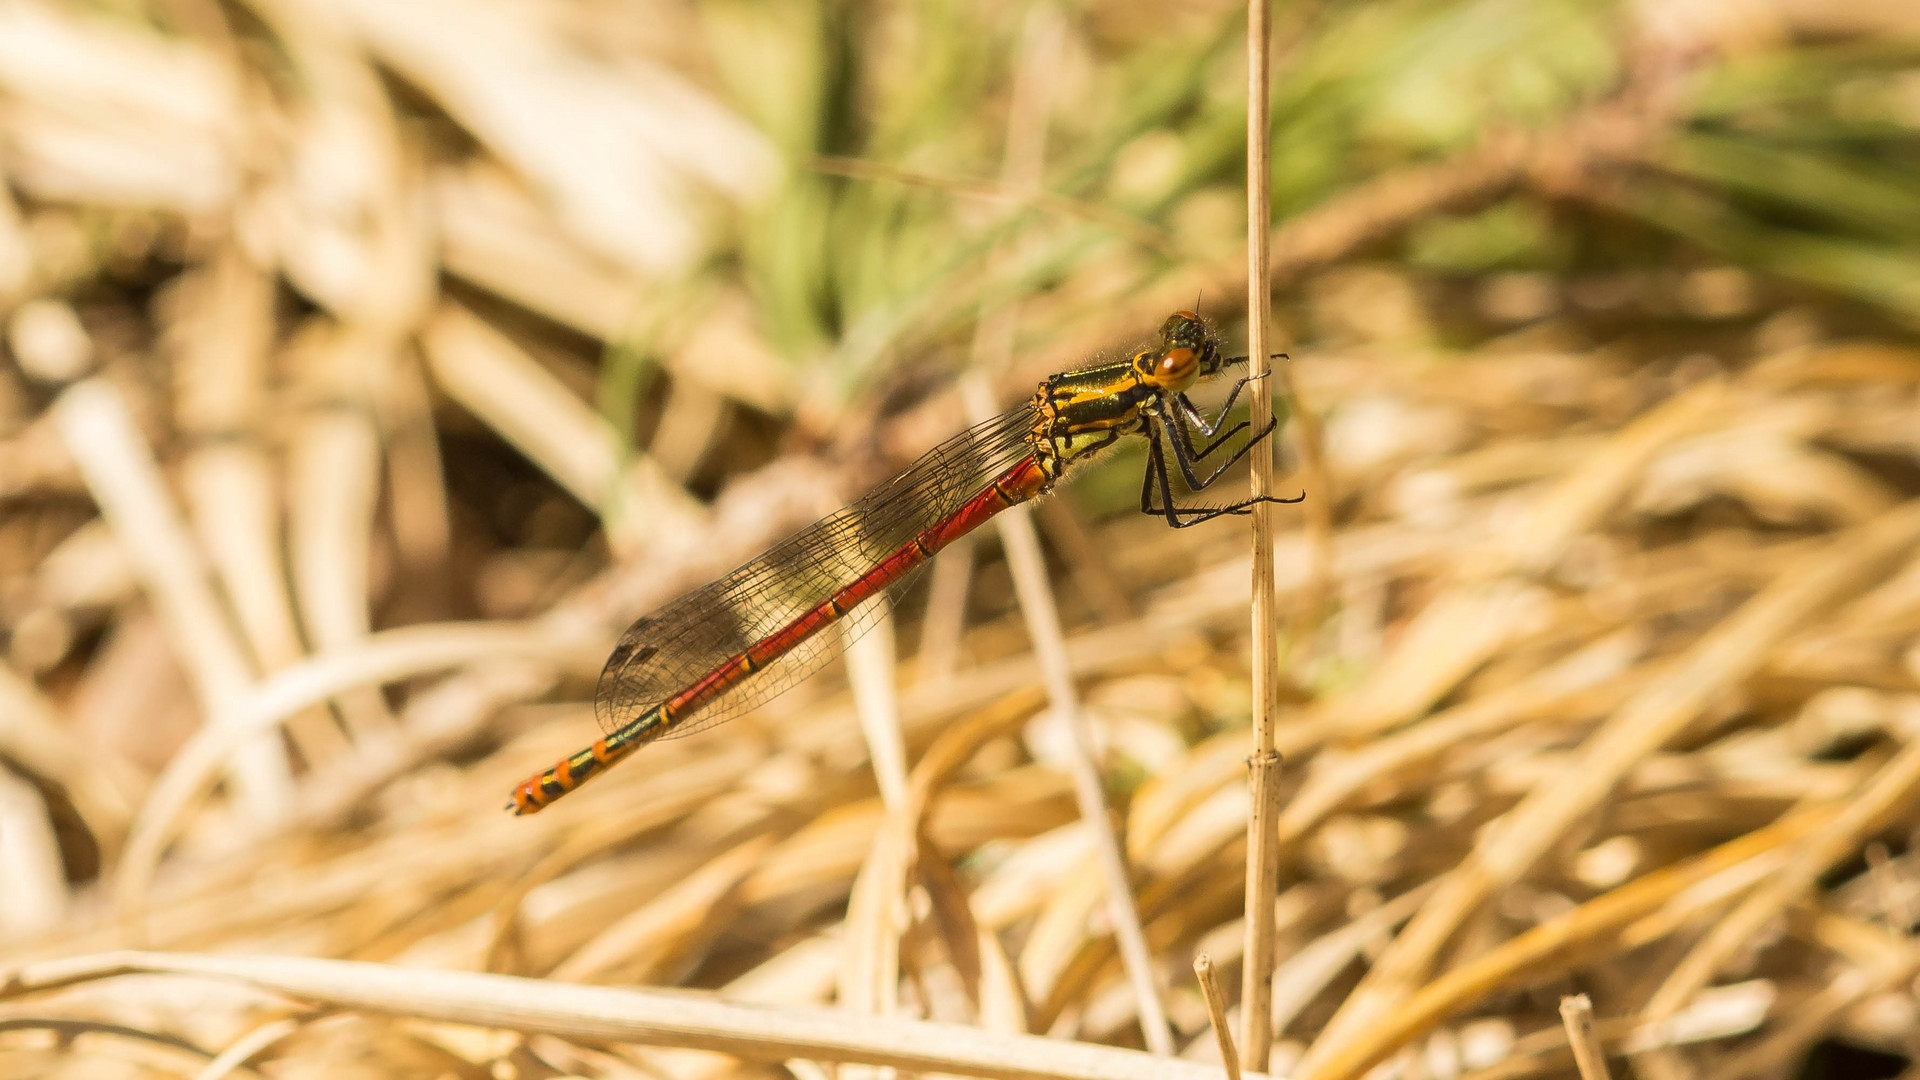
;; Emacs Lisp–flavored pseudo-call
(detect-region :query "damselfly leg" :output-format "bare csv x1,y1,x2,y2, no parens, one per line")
1139,408,1300,529
1159,405,1278,490
1169,394,1253,458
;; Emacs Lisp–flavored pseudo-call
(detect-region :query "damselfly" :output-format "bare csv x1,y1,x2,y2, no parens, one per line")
509,310,1299,813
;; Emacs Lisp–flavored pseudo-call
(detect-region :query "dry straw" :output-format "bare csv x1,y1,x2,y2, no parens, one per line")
1558,995,1611,1080
1,951,1265,1080
5,3,1920,1080
1240,0,1283,1070
1193,952,1242,1080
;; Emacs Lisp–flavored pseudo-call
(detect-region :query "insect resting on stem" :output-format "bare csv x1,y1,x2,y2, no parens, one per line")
510,310,1301,813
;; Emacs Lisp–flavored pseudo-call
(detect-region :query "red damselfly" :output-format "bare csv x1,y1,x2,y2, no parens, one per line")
509,310,1299,813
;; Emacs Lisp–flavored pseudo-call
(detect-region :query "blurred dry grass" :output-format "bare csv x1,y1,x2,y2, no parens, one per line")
4,1,1920,1079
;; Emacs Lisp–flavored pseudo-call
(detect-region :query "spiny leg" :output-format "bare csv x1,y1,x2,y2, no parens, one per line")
1167,401,1252,464
1175,368,1269,438
1156,400,1284,493
1139,424,1301,529
1165,380,1270,469
1140,431,1260,529
1168,364,1291,464
1176,353,1284,438
1139,427,1210,526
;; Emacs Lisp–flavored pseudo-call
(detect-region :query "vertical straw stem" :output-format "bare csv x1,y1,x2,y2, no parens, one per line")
1558,995,1613,1080
1194,954,1243,1080
1240,0,1282,1071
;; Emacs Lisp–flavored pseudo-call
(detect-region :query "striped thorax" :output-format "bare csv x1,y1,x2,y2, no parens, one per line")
1026,310,1224,480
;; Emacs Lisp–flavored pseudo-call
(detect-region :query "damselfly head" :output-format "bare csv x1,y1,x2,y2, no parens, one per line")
1136,309,1223,388
1160,309,1205,343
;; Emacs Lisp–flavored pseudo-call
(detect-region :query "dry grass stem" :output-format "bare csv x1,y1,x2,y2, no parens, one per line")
0,769,66,937
841,603,910,1080
998,504,1174,1054
915,535,977,687
1193,953,1242,1080
52,380,291,815
1,951,1265,1080
1241,0,1282,1068
0,1015,236,1075
847,602,910,813
1558,995,1612,1080
289,348,397,741
190,1013,313,1080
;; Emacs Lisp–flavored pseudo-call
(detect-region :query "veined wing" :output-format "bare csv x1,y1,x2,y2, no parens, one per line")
594,405,1037,743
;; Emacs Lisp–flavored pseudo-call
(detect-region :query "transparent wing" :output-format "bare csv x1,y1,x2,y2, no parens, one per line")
594,406,1037,742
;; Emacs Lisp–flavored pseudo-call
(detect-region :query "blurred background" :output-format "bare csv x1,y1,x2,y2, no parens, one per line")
5,0,1920,1078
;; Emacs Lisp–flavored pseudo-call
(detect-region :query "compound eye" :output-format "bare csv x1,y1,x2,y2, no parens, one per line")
1156,346,1196,380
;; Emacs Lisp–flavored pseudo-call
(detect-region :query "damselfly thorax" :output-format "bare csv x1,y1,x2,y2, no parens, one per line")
1028,309,1225,481
508,309,1298,814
